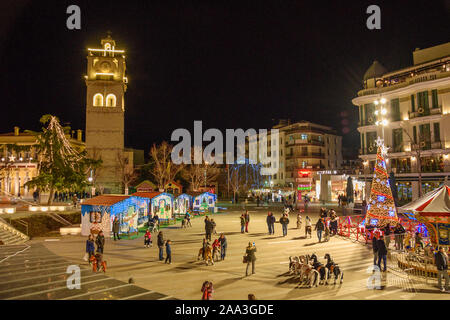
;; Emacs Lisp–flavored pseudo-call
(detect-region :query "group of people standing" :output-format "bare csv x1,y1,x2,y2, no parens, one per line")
240,211,250,233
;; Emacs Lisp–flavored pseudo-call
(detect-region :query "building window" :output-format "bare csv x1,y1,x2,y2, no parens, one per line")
301,161,307,168
431,89,439,109
392,129,403,152
301,134,308,140
411,94,415,112
434,123,440,142
417,91,429,112
106,94,117,107
391,98,400,121
93,93,103,106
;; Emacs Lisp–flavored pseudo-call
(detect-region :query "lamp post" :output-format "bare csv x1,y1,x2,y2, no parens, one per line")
374,97,388,140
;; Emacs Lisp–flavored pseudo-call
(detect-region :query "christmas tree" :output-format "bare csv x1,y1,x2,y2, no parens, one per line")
365,137,399,227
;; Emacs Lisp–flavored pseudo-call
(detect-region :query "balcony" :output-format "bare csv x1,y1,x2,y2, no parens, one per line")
285,139,324,147
409,106,441,120
285,152,326,159
359,147,377,155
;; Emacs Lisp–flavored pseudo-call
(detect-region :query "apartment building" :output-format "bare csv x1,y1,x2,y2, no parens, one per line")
247,120,343,199
352,42,450,204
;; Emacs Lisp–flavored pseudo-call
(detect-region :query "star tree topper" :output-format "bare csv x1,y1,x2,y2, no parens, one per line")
375,137,389,156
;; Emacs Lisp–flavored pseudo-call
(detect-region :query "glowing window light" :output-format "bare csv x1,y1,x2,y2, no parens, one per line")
88,48,125,53
95,72,114,76
40,206,49,212
106,94,117,107
93,93,103,106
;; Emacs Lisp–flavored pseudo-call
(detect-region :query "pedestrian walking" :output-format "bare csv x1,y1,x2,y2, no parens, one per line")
153,214,160,231
314,218,325,242
330,215,338,235
435,246,449,292
211,219,217,235
95,231,105,254
266,212,273,234
383,223,391,249
245,242,256,276
296,213,302,229
85,234,95,263
219,234,227,260
157,231,164,261
144,229,152,248
280,214,289,237
112,217,120,241
372,234,379,266
270,212,276,234
377,237,388,272
185,212,192,227
305,216,312,238
201,281,214,300
244,211,250,233
205,217,213,241
240,214,246,233
165,240,172,264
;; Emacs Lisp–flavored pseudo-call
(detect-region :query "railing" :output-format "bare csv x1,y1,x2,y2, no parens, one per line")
15,220,29,236
409,106,441,120
0,217,29,242
285,153,325,159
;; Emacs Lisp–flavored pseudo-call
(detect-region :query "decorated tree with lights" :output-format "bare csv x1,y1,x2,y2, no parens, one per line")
25,115,101,205
364,137,399,227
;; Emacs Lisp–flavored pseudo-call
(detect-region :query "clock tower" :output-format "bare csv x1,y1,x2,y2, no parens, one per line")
85,34,127,194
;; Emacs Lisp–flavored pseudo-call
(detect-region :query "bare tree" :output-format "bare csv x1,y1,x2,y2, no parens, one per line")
90,147,105,195
149,142,185,190
182,148,220,191
117,152,137,195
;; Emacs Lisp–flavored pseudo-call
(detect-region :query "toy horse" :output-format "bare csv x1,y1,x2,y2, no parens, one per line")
324,253,344,284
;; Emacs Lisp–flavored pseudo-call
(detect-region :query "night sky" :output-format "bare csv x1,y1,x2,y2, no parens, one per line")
1,0,449,160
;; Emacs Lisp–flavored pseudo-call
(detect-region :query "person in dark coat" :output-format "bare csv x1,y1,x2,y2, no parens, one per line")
245,242,257,276
219,234,227,260
435,246,449,292
86,235,95,262
157,231,165,261
112,217,120,241
314,218,325,242
377,238,388,272
95,231,105,254
383,223,391,249
372,234,379,266
270,213,276,234
394,223,405,251
266,212,273,235
279,214,290,237
165,240,172,264
205,217,213,241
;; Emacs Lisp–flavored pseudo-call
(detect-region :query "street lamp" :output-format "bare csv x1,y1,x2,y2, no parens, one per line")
374,97,388,140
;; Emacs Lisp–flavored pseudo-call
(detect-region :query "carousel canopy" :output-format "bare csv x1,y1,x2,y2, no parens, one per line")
399,185,450,217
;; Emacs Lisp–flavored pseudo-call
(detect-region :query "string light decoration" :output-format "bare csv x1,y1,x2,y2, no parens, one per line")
364,137,399,227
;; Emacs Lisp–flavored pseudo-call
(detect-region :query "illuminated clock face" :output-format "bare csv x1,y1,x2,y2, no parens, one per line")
99,61,112,73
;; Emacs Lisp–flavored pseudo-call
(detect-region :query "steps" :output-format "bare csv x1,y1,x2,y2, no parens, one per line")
0,219,29,245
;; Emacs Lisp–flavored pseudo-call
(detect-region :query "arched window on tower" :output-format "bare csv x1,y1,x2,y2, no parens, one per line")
93,93,103,107
106,94,117,107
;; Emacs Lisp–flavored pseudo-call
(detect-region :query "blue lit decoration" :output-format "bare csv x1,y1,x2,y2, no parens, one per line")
388,210,395,217
229,158,264,190
370,219,378,226
377,195,385,203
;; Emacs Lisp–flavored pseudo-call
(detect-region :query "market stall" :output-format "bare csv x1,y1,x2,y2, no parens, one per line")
190,192,217,213
132,191,174,220
81,195,149,237
174,193,192,215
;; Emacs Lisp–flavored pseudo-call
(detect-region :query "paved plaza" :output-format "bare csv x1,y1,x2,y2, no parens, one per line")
1,207,449,300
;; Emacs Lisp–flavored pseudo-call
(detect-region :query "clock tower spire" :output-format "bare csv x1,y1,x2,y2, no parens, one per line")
85,34,127,194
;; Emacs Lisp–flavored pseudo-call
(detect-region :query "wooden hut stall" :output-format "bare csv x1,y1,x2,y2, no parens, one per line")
81,195,149,237
190,192,217,213
132,192,175,221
